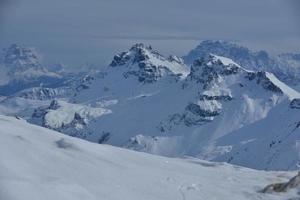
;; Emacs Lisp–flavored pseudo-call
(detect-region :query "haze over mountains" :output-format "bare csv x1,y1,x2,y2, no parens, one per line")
1,40,300,171
1,1,300,199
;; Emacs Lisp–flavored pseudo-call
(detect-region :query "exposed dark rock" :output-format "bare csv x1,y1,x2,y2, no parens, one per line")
72,113,87,126
199,94,233,101
182,103,221,126
290,99,300,109
49,100,60,110
110,52,131,67
256,72,282,93
98,132,111,144
245,71,283,93
185,103,220,118
75,75,94,92
189,55,240,85
55,138,77,150
261,172,300,193
32,107,47,118
110,43,183,83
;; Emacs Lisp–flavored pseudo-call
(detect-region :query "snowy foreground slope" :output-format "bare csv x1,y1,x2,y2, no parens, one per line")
0,115,298,200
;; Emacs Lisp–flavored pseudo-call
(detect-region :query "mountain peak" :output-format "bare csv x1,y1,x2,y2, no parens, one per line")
183,40,271,69
109,44,189,83
3,44,41,72
0,44,64,95
189,54,245,84
198,40,243,49
129,43,152,51
110,43,162,67
188,54,300,99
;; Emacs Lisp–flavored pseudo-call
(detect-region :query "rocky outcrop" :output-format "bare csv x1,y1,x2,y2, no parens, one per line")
290,98,300,109
188,54,241,87
110,43,187,83
245,71,283,93
75,74,95,91
262,172,300,193
183,102,221,126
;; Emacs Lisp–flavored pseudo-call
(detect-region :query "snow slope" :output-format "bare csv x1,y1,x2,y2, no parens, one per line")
1,44,300,171
0,115,298,200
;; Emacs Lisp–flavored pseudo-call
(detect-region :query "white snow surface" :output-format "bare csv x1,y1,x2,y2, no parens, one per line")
265,72,300,100
0,115,299,200
44,101,111,129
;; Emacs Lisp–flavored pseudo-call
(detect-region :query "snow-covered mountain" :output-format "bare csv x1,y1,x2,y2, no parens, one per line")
0,44,70,95
183,40,300,86
1,114,299,200
109,43,189,81
122,53,300,170
1,43,300,171
6,44,296,170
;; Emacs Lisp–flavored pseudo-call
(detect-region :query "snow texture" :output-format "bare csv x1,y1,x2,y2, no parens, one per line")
0,115,299,200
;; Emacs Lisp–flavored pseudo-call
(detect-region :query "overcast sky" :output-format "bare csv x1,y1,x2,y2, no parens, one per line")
0,0,299,67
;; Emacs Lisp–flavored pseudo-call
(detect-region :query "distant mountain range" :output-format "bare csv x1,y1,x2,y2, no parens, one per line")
184,40,300,86
1,41,300,170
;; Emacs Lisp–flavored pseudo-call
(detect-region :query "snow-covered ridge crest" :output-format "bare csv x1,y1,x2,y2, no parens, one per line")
263,72,300,100
189,54,250,84
189,54,300,100
212,54,300,99
209,54,251,72
183,40,300,86
109,43,189,83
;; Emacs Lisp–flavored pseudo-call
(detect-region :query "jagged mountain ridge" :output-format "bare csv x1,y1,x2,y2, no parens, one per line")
1,43,300,170
124,54,300,170
183,40,300,86
109,43,189,82
17,44,299,170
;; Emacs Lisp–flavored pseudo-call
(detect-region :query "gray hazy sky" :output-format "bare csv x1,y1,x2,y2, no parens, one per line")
0,0,299,67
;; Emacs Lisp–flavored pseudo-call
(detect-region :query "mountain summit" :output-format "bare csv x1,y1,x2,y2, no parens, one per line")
109,43,189,82
0,44,67,95
184,40,300,86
